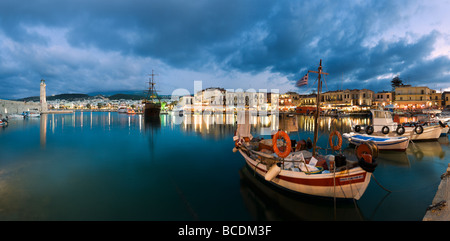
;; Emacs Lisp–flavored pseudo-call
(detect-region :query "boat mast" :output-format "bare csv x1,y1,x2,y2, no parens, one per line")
308,59,328,157
147,70,158,101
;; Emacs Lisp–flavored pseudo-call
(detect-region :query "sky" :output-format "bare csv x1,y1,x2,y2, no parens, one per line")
1,0,450,99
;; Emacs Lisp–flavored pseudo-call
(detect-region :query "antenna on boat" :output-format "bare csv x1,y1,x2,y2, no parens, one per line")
308,59,329,157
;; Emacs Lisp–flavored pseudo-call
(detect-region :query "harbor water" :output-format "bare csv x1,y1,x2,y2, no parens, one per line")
0,112,449,221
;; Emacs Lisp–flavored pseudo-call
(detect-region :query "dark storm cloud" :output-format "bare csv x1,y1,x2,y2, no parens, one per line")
0,0,448,99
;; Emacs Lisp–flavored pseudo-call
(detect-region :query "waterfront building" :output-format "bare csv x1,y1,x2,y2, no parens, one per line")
319,88,373,112
298,94,317,107
394,85,439,109
279,92,298,112
373,91,393,107
443,91,450,108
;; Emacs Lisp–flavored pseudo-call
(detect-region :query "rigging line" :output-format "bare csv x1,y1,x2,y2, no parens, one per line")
371,173,392,193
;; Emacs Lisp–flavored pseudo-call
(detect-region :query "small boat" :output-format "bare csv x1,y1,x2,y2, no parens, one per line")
0,119,7,126
233,60,377,200
351,110,443,141
127,107,136,115
342,133,410,151
23,111,40,118
117,105,128,113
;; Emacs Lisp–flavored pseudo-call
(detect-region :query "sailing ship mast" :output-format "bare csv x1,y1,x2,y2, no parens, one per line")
308,59,328,157
146,69,159,102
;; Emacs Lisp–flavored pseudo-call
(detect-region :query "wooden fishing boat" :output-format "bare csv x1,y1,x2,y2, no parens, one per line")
351,110,443,141
342,133,410,151
233,60,377,200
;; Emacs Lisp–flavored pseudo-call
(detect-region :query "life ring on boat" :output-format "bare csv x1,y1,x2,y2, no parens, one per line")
272,131,291,158
415,125,424,134
381,126,390,134
328,131,342,151
396,125,405,135
439,121,446,128
354,125,361,132
365,125,374,135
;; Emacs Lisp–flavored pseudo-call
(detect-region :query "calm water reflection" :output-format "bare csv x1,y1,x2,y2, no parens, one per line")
0,111,449,220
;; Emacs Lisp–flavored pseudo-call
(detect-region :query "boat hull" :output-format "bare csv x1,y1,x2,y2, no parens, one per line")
238,150,371,200
343,133,410,151
144,103,161,116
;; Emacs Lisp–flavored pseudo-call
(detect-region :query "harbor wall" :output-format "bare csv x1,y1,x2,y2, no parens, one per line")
423,163,450,221
0,99,41,116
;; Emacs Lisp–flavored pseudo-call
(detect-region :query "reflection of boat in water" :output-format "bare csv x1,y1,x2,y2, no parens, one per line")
239,166,364,221
233,60,377,200
407,140,446,160
342,147,410,166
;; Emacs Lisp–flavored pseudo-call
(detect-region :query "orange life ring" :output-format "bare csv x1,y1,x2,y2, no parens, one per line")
272,131,291,158
329,131,342,151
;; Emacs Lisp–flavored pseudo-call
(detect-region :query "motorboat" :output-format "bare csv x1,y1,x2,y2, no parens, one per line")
342,133,410,151
117,105,127,113
23,111,40,118
351,110,443,141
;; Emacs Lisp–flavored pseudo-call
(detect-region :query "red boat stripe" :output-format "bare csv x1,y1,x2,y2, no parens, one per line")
250,163,367,187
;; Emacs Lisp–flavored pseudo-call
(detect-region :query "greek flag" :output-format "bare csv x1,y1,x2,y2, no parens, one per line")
296,73,308,87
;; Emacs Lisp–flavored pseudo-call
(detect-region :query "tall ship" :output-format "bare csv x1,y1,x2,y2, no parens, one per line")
142,70,161,116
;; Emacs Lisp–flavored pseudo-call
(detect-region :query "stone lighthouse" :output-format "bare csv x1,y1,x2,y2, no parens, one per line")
40,79,48,112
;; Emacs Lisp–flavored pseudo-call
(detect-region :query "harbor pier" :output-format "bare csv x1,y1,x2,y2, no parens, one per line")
423,163,450,221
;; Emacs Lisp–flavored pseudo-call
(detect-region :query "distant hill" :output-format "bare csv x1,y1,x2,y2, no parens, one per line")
108,93,145,100
17,91,172,102
19,93,90,102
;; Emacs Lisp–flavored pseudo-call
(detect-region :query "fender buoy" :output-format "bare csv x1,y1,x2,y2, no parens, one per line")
329,131,343,151
415,125,424,134
381,126,390,134
354,125,361,132
396,125,405,135
365,125,374,135
356,141,379,159
272,131,291,158
358,154,378,173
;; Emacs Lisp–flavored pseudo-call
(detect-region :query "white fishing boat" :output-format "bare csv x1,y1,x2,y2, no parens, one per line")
342,133,410,151
351,110,443,141
23,111,40,118
233,60,377,200
117,105,127,113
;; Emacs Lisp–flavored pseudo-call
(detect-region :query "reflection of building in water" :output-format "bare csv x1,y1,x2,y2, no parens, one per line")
180,114,236,139
40,114,47,149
